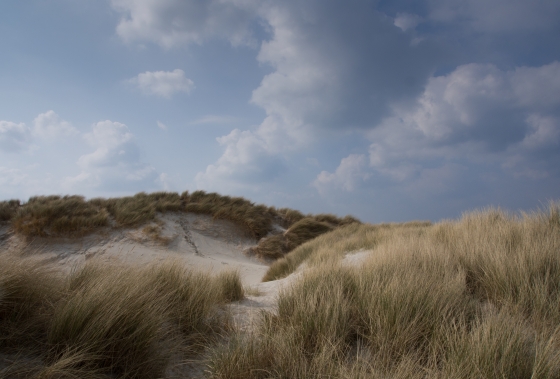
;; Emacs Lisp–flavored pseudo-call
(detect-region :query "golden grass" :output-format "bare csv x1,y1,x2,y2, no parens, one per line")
0,255,243,378
209,203,560,378
263,220,430,281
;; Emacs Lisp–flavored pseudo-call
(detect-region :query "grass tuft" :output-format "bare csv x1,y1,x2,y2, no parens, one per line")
12,196,109,237
0,256,241,378
0,200,20,223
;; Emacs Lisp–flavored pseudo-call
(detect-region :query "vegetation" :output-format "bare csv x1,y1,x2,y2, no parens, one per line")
209,204,560,378
0,256,243,378
254,215,360,261
2,192,560,378
0,200,19,223
4,191,359,261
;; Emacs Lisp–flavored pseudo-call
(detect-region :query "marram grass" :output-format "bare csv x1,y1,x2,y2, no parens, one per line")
0,256,243,378
209,203,560,379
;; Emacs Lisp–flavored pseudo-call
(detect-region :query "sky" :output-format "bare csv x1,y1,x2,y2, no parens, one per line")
1,0,559,223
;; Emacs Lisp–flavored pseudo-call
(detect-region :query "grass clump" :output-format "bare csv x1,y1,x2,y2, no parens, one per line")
0,200,20,223
12,196,109,238
263,220,428,281
209,203,560,378
0,255,242,378
101,191,182,227
255,215,360,261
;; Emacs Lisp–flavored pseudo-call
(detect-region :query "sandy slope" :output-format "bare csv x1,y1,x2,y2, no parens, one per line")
0,213,352,377
1,213,269,285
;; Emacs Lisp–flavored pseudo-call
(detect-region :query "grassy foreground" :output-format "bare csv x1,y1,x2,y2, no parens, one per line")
2,194,560,378
0,256,243,378
209,204,560,378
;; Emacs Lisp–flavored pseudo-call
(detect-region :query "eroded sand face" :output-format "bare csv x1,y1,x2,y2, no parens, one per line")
0,213,268,286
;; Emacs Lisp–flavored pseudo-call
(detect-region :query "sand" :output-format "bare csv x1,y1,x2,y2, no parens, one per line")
0,213,356,377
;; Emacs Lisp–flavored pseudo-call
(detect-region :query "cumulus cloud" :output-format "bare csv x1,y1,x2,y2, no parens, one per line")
0,121,30,153
32,110,78,138
128,69,194,98
195,120,290,191
316,61,560,195
111,0,257,49
313,154,369,195
197,0,439,191
65,120,158,192
394,13,423,32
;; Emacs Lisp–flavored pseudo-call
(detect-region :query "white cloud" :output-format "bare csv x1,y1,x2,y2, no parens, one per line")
313,154,369,195
195,120,290,191
197,1,435,192
65,120,159,192
394,13,423,32
157,121,167,130
0,121,30,153
315,61,560,196
111,0,258,49
128,69,194,98
32,110,78,139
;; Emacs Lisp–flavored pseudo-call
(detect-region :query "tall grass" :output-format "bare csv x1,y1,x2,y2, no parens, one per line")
0,255,243,378
263,220,430,281
209,203,560,378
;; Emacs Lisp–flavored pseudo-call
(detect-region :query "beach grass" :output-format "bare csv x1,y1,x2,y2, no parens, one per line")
209,203,560,378
0,256,243,378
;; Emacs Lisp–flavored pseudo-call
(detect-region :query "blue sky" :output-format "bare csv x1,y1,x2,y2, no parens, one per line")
1,0,559,223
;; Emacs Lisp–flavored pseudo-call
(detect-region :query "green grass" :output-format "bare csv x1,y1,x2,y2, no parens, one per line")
0,256,243,378
208,203,560,378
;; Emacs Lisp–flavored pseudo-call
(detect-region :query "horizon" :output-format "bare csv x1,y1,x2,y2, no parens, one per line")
1,0,559,223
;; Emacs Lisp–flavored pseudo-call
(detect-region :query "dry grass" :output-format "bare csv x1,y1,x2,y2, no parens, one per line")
12,196,109,237
255,215,360,261
263,220,430,281
6,191,360,265
0,200,19,223
0,255,243,378
209,203,560,378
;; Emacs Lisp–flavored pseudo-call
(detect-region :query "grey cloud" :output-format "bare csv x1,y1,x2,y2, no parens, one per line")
111,0,258,48
427,0,560,33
